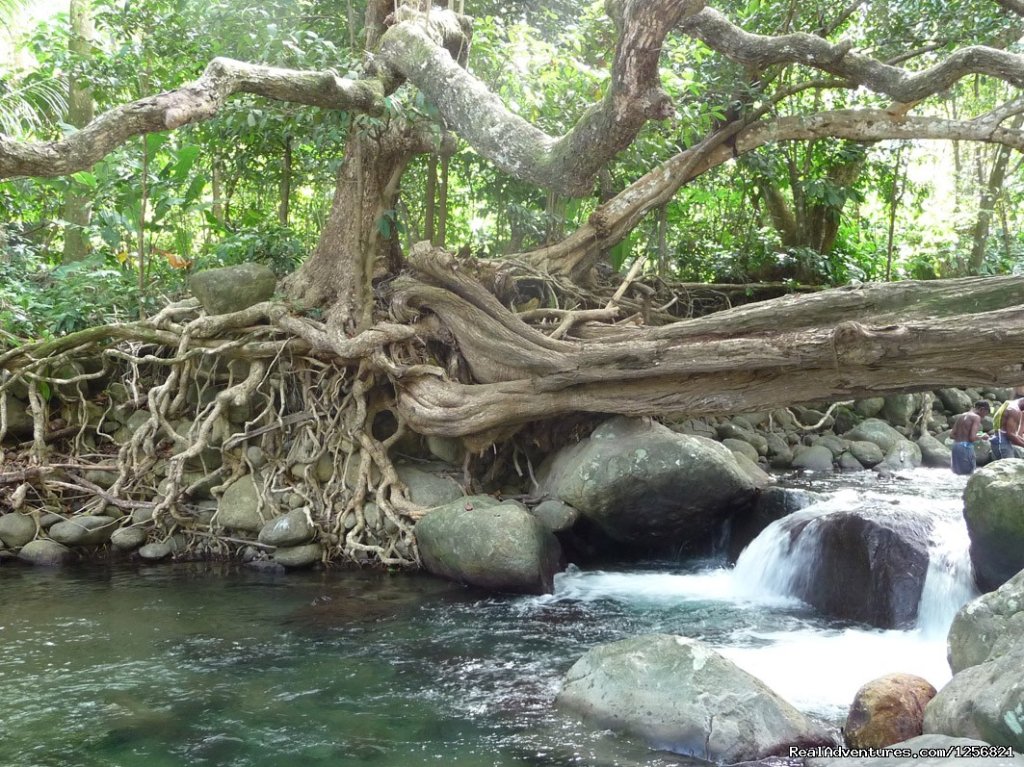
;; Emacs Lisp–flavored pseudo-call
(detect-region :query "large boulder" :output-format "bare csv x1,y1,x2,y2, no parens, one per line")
881,439,923,471
845,673,937,749
963,461,1024,591
215,475,270,534
415,496,562,594
844,419,905,454
924,643,1024,752
947,568,1024,674
189,263,276,315
555,634,834,763
917,433,952,469
17,539,73,566
541,417,760,550
849,440,885,468
807,735,1024,767
793,444,835,472
0,512,36,548
881,394,920,427
937,388,974,416
771,507,931,628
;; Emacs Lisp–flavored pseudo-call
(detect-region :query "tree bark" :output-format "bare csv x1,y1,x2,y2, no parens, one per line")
968,114,1023,273
278,135,292,227
61,0,94,263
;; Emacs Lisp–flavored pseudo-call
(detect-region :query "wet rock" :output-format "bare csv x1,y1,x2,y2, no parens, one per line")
838,452,865,471
258,508,314,547
854,398,886,418
272,542,323,568
48,515,118,546
555,634,834,763
845,673,936,749
541,417,760,550
245,559,286,574
0,512,36,548
881,394,920,427
937,388,974,416
532,499,579,533
765,431,794,468
772,507,931,629
416,495,562,594
963,461,1024,591
17,539,72,566
215,475,269,533
723,437,759,463
189,263,276,315
729,487,821,561
815,434,848,456
110,526,148,551
882,439,922,470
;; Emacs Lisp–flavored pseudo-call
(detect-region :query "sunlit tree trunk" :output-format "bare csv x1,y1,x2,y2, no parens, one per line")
61,0,94,263
968,115,1023,274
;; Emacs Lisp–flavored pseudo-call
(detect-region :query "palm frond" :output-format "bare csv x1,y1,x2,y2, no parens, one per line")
0,75,67,136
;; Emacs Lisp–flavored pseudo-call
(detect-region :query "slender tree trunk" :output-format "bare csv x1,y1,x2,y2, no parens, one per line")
968,115,1023,274
61,0,94,263
885,144,906,282
437,154,449,247
211,157,224,224
424,152,437,244
656,203,669,278
279,135,292,227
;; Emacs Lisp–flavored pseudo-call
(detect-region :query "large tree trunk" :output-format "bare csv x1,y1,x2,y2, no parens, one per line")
61,0,94,264
968,115,1023,273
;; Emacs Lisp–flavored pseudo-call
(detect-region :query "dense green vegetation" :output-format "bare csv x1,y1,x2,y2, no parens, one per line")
3,0,1024,338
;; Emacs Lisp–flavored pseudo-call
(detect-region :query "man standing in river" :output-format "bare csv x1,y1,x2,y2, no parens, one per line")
951,400,990,475
991,396,1024,460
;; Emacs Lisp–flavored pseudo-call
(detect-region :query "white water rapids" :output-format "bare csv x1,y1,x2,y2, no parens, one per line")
545,470,978,721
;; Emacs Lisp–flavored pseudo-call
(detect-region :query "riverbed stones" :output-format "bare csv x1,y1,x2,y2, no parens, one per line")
963,461,1024,591
881,394,919,427
272,542,323,568
48,515,118,546
554,634,834,763
844,419,904,454
258,508,314,547
416,495,562,594
845,673,936,749
917,433,952,468
882,439,923,470
110,525,148,551
18,539,73,566
0,512,36,548
938,388,974,415
139,542,172,561
189,263,276,315
394,462,464,509
849,440,885,468
793,444,835,472
541,417,760,550
215,475,269,533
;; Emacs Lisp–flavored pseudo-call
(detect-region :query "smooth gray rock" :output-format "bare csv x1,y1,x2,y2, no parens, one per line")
532,499,579,532
555,634,834,763
849,440,886,468
723,437,759,462
416,496,562,594
110,526,148,551
882,439,923,470
838,451,865,471
924,643,1024,752
216,475,268,533
48,515,117,546
0,512,36,548
937,388,975,416
189,263,276,315
765,431,794,468
854,397,886,418
815,434,849,457
947,568,1024,674
1,396,34,438
395,463,464,509
258,508,314,547
963,461,1024,591
793,444,835,472
917,433,952,468
272,542,323,568
845,419,905,454
17,539,72,566
807,735,1024,766
881,394,920,427
138,542,172,561
541,417,760,549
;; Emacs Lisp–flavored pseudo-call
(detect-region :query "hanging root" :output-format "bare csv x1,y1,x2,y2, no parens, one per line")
0,299,429,568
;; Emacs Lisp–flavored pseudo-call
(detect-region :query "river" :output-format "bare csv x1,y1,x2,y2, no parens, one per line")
0,467,975,767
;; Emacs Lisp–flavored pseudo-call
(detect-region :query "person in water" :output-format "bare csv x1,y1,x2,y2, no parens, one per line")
950,400,991,475
990,396,1024,460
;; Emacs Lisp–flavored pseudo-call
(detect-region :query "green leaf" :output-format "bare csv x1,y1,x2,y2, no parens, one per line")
71,171,97,188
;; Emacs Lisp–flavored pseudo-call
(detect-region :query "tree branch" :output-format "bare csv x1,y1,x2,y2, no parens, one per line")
0,58,382,179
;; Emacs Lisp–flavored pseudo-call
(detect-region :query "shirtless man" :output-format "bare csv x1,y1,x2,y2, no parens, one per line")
951,400,991,475
991,396,1024,460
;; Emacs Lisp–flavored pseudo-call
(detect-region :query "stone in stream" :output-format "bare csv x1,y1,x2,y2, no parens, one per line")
844,419,905,454
272,542,323,569
48,515,118,546
17,539,73,566
845,673,936,749
962,461,1024,591
555,634,835,763
258,508,315,547
0,512,37,548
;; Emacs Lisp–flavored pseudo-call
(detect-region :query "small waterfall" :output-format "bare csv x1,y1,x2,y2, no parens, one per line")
731,487,978,635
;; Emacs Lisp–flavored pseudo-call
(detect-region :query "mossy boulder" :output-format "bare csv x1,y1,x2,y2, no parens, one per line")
963,461,1024,591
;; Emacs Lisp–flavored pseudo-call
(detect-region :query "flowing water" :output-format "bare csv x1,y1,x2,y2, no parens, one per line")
0,468,976,767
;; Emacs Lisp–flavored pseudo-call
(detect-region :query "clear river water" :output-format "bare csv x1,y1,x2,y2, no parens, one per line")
0,468,976,767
